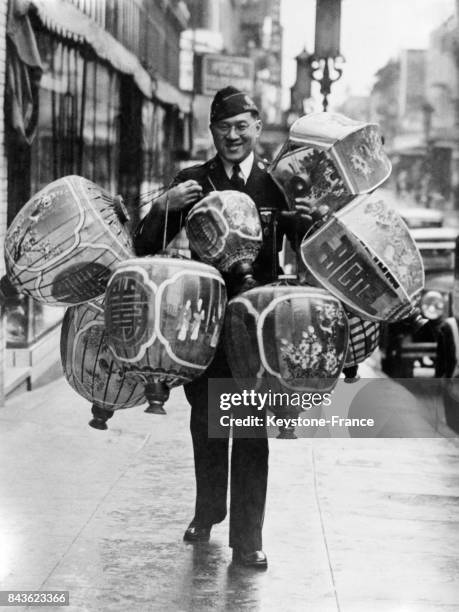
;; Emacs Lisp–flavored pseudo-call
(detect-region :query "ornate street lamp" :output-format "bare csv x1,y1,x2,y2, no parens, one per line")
310,0,344,111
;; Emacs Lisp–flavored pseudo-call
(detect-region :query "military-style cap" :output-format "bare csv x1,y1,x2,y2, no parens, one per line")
210,86,259,123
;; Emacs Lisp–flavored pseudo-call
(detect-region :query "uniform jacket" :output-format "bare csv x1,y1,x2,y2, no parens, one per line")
133,155,296,292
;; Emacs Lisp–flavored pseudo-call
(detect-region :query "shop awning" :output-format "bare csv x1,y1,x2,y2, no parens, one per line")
30,0,154,98
155,77,191,114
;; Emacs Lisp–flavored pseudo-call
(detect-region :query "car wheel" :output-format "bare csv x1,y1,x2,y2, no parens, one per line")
381,356,413,378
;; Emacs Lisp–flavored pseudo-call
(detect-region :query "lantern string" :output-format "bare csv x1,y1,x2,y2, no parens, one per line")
162,192,170,252
124,186,169,210
207,175,217,191
293,214,300,280
272,209,278,280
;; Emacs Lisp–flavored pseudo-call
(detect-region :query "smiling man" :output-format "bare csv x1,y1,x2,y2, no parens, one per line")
210,88,261,167
134,86,309,568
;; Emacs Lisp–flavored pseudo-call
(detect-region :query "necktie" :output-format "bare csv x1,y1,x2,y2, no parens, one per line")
230,164,245,191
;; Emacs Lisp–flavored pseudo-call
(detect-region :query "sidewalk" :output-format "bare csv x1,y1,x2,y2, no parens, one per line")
0,371,459,611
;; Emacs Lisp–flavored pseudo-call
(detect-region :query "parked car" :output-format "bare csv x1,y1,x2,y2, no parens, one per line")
397,206,444,229
380,226,457,377
376,188,445,229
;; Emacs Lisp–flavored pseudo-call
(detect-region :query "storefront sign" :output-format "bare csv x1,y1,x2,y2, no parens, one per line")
199,54,254,95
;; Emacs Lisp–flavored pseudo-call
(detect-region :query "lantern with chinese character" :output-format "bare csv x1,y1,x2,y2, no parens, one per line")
104,256,227,411
269,112,391,225
300,191,425,325
60,298,145,430
186,190,262,291
5,175,133,306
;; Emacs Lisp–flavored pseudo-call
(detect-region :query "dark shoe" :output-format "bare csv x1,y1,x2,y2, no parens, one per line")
183,522,212,543
232,549,268,568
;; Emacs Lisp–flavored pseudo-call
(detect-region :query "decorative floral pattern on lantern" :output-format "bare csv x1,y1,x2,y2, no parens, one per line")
5,175,133,306
224,283,349,394
269,112,391,221
186,190,262,284
300,191,424,323
344,314,380,368
61,298,145,428
104,256,227,410
281,309,345,380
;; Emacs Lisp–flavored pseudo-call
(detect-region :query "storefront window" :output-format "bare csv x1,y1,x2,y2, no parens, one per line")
5,296,64,348
30,33,121,194
140,100,187,217
142,100,167,192
8,31,122,348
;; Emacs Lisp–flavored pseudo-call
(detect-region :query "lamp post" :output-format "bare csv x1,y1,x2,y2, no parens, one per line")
310,0,344,112
288,48,313,125
421,101,434,207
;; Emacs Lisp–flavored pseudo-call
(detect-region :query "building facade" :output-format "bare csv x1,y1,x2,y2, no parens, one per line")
180,0,244,157
425,13,459,205
239,0,285,158
1,0,192,400
181,0,286,160
239,0,283,126
369,14,459,206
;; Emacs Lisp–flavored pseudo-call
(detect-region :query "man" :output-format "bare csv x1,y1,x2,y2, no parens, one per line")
134,87,309,568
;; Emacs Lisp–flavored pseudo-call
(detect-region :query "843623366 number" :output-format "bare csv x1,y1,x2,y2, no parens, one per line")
0,591,69,606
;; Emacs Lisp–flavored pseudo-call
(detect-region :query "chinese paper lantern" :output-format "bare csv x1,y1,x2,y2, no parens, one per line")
224,282,348,393
186,190,262,289
300,191,425,324
5,175,133,306
104,256,227,411
60,298,145,429
224,282,349,438
269,112,391,220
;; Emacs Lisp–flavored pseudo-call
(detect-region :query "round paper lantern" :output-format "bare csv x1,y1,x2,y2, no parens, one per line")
61,298,146,429
269,112,391,222
300,191,425,325
225,282,348,390
224,282,349,438
104,256,227,411
5,175,134,306
186,190,262,289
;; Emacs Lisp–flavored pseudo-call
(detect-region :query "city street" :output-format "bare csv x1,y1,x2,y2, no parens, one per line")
1,361,459,611
2,1,459,610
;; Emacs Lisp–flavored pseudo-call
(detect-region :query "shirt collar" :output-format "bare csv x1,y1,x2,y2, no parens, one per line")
220,152,254,184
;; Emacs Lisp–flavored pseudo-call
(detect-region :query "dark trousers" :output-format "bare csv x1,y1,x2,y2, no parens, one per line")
184,348,268,553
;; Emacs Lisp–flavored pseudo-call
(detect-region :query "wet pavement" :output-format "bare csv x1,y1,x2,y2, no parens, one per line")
0,365,459,611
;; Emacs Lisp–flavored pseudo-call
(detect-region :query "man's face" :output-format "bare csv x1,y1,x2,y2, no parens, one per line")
210,112,262,164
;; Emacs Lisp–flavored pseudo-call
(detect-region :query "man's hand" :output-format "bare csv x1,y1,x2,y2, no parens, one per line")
278,203,331,243
278,209,313,242
164,180,203,212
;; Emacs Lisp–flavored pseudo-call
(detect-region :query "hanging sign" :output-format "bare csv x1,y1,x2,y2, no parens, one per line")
198,53,254,96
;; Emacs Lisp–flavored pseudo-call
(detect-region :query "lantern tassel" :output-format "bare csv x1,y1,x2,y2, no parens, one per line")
88,403,114,430
144,381,169,415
